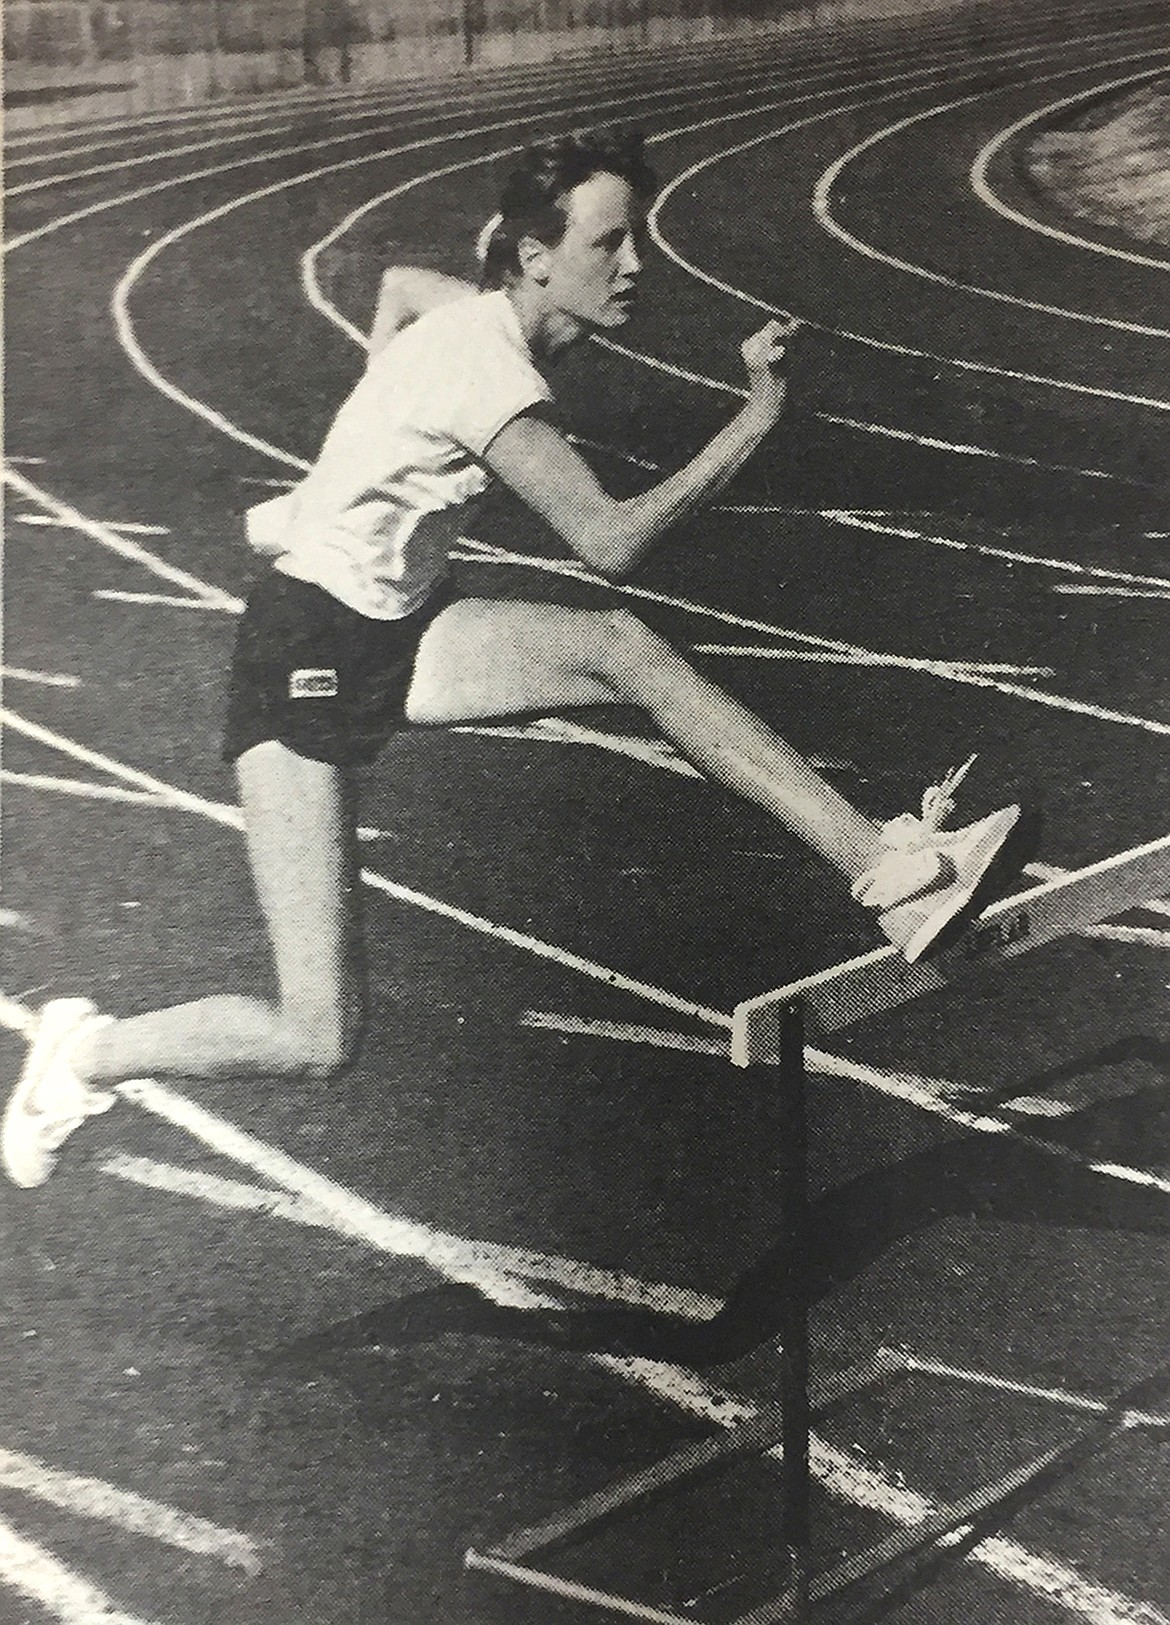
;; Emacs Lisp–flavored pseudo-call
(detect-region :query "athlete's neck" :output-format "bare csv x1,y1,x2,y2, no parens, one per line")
506,285,587,364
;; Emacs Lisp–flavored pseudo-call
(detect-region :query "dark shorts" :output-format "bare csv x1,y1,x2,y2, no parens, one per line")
223,571,455,768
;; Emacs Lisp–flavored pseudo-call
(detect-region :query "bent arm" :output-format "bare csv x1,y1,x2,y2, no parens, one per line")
367,267,476,359
484,407,772,578
483,320,799,579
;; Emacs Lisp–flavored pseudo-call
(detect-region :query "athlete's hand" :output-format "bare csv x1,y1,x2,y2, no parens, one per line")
741,315,801,425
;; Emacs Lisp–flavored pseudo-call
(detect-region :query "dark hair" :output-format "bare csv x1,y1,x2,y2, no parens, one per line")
479,125,656,289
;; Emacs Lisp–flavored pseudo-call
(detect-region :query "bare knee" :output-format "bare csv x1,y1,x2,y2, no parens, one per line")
281,1004,366,1081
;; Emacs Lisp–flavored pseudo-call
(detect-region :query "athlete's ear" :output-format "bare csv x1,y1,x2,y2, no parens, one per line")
517,233,553,284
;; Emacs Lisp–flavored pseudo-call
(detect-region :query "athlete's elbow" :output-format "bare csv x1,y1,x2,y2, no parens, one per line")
569,515,640,578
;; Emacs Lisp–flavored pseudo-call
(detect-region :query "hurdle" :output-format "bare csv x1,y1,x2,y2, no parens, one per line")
466,829,1170,1621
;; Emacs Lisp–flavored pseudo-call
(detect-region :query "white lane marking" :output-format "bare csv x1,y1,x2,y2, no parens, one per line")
1,667,80,689
298,24,1170,464
972,71,1170,272
601,1360,1170,1625
818,408,1114,478
6,50,882,197
12,515,172,535
5,981,1161,1622
452,717,703,778
93,589,235,610
99,1153,719,1318
826,508,1170,589
0,1447,262,1573
2,469,242,610
693,645,1056,676
1027,860,1170,919
645,30,1170,417
5,455,46,464
2,970,1164,1620
0,706,729,1030
0,1509,160,1625
812,62,1170,341
1054,585,1170,601
458,541,1170,734
596,334,1118,479
1,770,171,806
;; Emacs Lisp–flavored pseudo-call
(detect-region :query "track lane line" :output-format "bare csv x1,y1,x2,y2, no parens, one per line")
0,1448,263,1574
812,63,1170,340
1,982,1162,1624
647,30,1170,416
7,704,1169,1192
0,1511,162,1625
0,705,730,1029
972,72,1170,271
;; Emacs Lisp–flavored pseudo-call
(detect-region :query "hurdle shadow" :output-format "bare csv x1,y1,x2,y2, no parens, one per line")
269,1034,1170,1375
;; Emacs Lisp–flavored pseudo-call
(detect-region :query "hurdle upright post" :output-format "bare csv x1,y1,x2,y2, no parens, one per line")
776,999,811,1620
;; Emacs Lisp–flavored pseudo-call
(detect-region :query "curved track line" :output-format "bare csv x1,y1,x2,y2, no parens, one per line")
8,48,865,197
12,46,842,250
106,34,1170,733
596,332,1117,480
813,61,1170,339
647,30,1170,413
116,48,1011,460
972,70,1170,269
826,508,1170,591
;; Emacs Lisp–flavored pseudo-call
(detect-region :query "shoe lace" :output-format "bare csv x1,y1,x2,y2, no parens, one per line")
919,754,977,833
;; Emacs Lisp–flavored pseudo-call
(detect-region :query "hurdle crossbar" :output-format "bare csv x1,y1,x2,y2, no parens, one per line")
733,828,1170,1058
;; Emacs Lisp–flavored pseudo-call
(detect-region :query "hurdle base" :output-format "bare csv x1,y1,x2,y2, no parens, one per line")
466,999,1170,1623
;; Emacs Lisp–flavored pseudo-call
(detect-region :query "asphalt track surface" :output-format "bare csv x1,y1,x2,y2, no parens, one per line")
5,5,1170,1621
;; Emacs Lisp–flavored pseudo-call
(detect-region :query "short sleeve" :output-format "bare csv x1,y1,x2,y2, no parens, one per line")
449,324,552,458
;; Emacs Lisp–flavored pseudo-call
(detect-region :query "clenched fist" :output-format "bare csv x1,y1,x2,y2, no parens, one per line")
741,314,802,425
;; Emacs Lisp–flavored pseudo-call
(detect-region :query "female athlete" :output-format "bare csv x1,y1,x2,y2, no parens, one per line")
3,126,1021,1188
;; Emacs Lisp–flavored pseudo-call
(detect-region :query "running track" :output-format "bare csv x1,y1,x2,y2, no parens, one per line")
4,5,1170,1621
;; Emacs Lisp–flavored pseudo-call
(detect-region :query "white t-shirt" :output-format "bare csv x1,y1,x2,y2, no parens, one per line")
246,291,551,619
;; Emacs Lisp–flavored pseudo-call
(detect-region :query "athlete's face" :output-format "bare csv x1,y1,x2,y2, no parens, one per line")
538,171,646,332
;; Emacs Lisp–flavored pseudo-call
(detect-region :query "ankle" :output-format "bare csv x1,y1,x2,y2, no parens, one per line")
69,1016,115,1087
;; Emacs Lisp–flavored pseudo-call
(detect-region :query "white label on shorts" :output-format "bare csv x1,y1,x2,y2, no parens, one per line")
289,668,338,699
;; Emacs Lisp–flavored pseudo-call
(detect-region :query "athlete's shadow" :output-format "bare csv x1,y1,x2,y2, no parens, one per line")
270,1035,1170,1374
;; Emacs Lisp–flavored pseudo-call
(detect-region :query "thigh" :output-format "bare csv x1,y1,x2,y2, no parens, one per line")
403,598,616,725
236,741,365,1018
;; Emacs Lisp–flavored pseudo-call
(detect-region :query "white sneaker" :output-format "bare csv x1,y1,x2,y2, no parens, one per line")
2,999,117,1188
851,757,1023,962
